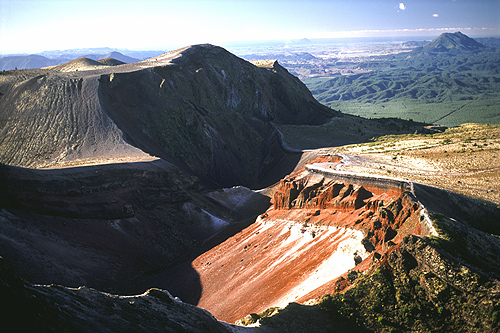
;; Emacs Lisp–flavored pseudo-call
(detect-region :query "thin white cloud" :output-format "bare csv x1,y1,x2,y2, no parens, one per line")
433,14,439,18
313,27,500,39
399,3,406,11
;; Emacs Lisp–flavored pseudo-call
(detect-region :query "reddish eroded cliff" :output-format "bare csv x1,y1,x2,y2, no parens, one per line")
269,168,427,259
167,161,433,324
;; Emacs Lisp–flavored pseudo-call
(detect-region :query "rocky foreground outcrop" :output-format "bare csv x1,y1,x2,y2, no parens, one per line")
0,256,233,332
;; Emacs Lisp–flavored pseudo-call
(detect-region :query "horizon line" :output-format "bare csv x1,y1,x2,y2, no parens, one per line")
2,29,500,56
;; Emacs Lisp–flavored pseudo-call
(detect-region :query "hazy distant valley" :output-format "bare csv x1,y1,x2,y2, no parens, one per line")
234,34,500,127
1,34,500,332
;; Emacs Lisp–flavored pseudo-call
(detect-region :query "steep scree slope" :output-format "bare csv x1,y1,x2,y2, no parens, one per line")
0,44,337,188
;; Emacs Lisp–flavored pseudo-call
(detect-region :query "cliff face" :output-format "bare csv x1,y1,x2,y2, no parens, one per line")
0,161,270,293
143,155,500,330
148,156,435,323
237,159,500,332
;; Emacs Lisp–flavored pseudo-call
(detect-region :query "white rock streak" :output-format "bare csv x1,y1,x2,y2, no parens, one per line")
275,226,367,308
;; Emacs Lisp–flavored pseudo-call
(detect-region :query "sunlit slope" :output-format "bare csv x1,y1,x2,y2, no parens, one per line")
0,73,150,168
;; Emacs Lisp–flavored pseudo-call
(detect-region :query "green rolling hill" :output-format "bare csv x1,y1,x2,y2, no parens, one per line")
303,32,500,126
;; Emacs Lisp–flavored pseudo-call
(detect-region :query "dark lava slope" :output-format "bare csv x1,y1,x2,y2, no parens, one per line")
0,44,334,297
0,160,236,292
0,44,337,188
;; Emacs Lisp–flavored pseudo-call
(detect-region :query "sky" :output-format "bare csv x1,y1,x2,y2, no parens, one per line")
0,0,499,54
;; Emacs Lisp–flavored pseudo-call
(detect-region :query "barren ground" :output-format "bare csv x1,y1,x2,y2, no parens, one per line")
316,124,500,204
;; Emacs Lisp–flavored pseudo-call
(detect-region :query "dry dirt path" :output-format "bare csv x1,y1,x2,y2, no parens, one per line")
308,124,500,204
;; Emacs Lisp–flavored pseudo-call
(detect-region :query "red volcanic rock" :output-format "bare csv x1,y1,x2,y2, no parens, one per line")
160,166,434,324
273,173,374,212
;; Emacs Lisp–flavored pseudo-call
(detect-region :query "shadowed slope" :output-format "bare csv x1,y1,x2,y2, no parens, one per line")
97,57,126,66
0,159,269,300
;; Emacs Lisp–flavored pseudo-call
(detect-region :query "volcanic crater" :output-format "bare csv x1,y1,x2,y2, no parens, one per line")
145,154,441,323
1,44,500,332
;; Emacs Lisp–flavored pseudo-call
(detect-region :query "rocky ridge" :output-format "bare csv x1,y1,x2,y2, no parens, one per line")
0,256,233,332
0,44,336,188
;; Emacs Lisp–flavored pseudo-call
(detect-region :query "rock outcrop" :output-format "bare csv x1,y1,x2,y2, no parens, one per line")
0,256,233,332
317,234,500,332
146,157,436,323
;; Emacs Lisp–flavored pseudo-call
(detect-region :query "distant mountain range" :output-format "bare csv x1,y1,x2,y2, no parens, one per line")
0,49,164,71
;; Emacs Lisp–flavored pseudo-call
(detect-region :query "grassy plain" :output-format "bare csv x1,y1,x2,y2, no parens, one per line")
303,47,500,126
323,99,500,127
340,124,500,204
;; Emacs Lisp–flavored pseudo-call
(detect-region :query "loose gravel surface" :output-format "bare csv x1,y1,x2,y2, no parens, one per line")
319,124,500,204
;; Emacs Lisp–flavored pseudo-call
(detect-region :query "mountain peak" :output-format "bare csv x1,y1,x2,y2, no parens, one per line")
47,57,108,71
423,31,485,52
97,57,126,66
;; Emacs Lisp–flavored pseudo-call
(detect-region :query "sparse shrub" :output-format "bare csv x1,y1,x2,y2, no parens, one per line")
347,270,359,283
442,138,452,144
